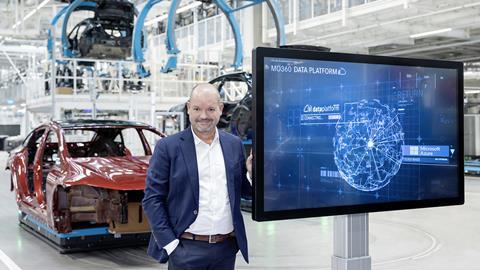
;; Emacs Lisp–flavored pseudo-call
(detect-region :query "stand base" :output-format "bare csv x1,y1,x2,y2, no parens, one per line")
332,255,371,270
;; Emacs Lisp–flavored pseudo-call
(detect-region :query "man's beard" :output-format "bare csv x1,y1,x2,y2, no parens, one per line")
194,119,215,133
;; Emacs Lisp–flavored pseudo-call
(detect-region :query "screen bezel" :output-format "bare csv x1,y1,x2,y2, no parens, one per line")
252,47,464,222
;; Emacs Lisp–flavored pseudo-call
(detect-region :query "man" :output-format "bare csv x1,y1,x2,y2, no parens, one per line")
143,83,253,270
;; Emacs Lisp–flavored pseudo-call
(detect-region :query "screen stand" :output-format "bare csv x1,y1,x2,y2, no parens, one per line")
332,213,371,270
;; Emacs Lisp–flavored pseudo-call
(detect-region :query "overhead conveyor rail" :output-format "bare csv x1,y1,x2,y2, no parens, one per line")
47,1,98,59
132,0,161,77
133,0,286,76
60,0,99,58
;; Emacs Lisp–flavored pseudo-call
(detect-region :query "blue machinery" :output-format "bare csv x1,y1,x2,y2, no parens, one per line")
48,0,139,59
133,0,286,76
47,1,98,59
48,0,286,76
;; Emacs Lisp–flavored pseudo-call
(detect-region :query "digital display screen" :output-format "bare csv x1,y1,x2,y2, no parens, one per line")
252,47,464,221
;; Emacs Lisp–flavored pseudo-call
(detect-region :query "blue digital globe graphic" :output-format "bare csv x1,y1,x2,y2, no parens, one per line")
333,99,404,191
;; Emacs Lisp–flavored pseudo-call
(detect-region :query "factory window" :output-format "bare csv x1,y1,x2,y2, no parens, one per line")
313,0,329,16
207,18,215,45
215,17,222,43
198,21,206,47
299,0,312,21
225,19,233,41
330,0,342,12
281,0,290,24
349,0,366,7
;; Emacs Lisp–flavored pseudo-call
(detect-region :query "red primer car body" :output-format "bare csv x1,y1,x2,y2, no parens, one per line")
7,119,164,235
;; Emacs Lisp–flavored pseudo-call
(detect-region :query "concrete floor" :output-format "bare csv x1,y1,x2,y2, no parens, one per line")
0,151,478,270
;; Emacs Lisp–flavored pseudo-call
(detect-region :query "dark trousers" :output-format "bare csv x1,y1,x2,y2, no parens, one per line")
167,237,239,270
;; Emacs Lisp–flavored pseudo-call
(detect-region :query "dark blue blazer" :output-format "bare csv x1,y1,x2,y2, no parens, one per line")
143,128,252,263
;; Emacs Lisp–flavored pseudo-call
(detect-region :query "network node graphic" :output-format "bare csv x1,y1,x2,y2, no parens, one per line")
333,99,404,191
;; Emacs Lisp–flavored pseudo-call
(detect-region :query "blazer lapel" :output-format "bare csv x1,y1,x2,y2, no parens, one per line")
219,131,236,209
179,129,199,204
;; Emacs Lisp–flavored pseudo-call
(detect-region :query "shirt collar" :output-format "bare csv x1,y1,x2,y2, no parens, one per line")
191,126,219,146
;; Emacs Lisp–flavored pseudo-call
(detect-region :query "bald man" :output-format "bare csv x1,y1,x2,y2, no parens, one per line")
143,83,253,270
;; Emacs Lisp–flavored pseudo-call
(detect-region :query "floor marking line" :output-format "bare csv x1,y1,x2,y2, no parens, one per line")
372,219,440,266
0,249,22,270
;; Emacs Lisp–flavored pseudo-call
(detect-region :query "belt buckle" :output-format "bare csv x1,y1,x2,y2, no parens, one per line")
208,235,216,244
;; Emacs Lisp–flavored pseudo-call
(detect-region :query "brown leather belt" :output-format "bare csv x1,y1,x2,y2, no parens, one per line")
180,232,235,243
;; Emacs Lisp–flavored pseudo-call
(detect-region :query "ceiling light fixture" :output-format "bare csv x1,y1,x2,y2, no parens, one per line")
409,28,452,39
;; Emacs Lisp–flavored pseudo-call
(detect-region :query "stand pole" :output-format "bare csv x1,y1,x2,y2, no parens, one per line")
332,213,371,270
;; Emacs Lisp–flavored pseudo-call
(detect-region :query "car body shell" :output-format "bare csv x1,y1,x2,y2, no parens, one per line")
169,71,253,140
7,120,164,233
